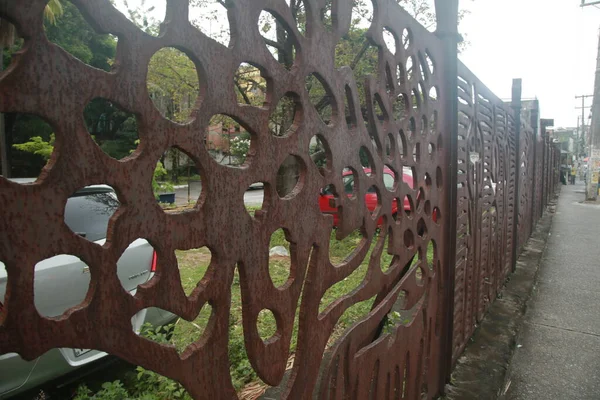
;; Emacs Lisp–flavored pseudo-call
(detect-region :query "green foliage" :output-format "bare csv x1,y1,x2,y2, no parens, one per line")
229,132,251,164
13,134,55,160
147,47,199,123
74,381,129,400
152,161,175,194
44,1,117,71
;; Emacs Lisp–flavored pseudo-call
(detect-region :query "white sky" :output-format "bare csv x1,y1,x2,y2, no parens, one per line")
117,0,600,128
460,0,600,129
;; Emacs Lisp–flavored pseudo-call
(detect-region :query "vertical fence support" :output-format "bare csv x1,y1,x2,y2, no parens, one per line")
529,100,539,225
540,119,553,215
510,79,522,272
434,0,459,389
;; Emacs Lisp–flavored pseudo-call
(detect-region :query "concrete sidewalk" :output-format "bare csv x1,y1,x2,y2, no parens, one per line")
504,182,600,399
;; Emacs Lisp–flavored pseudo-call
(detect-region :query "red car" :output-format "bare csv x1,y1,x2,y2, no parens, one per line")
319,167,415,226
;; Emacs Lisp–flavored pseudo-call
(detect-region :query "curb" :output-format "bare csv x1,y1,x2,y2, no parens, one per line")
442,195,558,400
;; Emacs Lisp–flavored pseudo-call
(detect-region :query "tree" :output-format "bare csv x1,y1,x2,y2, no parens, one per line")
13,135,55,161
0,0,65,177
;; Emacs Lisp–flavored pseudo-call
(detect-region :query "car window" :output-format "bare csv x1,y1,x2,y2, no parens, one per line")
64,189,119,242
383,173,395,190
343,175,355,194
321,184,335,195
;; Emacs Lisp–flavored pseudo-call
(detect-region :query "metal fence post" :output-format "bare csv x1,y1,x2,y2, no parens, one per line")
434,0,459,389
529,100,539,224
511,79,522,272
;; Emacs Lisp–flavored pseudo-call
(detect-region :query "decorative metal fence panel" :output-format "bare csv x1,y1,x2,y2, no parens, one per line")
451,62,518,361
0,0,561,399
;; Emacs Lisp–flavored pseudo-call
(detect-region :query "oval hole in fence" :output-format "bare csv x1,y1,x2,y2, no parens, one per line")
147,47,202,124
257,309,278,342
235,63,268,107
382,27,397,55
359,146,374,176
309,134,332,176
276,155,304,198
259,10,296,69
270,92,302,137
306,73,336,125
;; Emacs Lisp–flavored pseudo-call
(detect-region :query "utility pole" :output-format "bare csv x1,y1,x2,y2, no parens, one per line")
581,0,600,7
587,29,600,200
575,95,592,159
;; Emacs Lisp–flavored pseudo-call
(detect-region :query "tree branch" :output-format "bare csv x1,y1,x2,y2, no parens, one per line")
235,79,252,105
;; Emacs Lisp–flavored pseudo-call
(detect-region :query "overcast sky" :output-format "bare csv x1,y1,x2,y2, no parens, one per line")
117,0,600,128
460,0,600,128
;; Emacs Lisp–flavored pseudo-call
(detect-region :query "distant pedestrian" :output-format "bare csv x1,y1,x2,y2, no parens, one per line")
570,166,577,184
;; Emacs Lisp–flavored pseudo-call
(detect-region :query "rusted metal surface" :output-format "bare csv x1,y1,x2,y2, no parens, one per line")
451,62,519,362
0,0,452,398
0,0,564,398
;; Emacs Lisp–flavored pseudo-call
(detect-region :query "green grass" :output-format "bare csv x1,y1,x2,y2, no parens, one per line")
79,226,435,398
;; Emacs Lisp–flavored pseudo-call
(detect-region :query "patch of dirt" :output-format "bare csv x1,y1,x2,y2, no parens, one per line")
269,255,291,262
177,249,212,267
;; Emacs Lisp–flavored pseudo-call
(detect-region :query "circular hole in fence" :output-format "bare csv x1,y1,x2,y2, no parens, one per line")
259,10,296,70
417,218,427,238
383,165,397,192
406,55,415,81
424,173,432,187
245,182,269,218
269,228,294,288
276,155,304,198
270,92,302,137
429,86,438,102
394,93,409,121
402,28,412,50
33,254,91,318
235,63,268,107
64,184,119,243
84,98,138,160
257,309,278,342
404,229,415,249
433,207,441,225
9,114,56,181
424,200,432,216
397,62,406,85
392,197,402,222
427,240,437,270
147,47,202,124
420,115,428,136
365,185,381,218
408,117,417,139
416,187,425,211
413,143,421,163
309,134,332,176
190,1,230,45
117,238,158,295
404,195,414,217
398,129,407,158
415,266,424,286
47,2,120,66
321,0,334,31
306,73,336,125
206,115,253,168
173,246,213,297
342,167,358,198
359,146,374,176
382,27,397,55
344,84,358,129
436,166,443,189
385,133,394,159
430,111,438,134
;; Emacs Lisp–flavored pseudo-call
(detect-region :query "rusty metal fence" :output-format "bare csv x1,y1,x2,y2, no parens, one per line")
0,0,561,399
